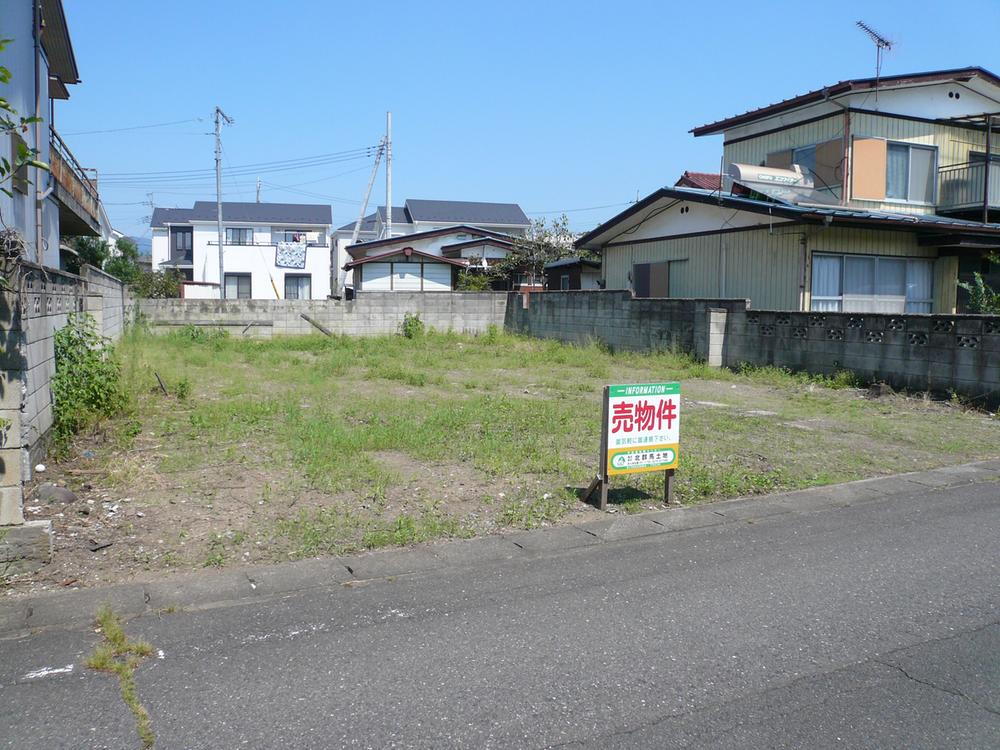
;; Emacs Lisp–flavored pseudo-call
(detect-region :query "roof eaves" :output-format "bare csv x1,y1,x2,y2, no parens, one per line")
690,67,1000,136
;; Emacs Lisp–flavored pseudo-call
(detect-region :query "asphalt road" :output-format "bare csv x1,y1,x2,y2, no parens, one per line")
2,480,998,749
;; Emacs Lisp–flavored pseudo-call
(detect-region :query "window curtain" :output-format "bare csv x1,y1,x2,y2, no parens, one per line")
810,255,841,310
886,143,909,199
908,147,935,203
905,259,934,313
873,258,906,313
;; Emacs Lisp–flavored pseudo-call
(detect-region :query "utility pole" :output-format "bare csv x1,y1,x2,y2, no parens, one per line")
385,111,392,239
214,106,233,298
256,177,261,203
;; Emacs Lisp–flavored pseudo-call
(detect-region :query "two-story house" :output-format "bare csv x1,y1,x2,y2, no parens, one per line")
150,201,333,299
578,67,1000,313
333,198,530,293
1,0,108,270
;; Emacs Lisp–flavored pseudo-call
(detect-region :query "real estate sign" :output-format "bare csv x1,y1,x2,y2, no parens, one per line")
604,383,680,476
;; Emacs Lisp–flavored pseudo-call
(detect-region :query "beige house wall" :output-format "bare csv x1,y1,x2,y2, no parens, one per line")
723,111,998,215
602,225,947,312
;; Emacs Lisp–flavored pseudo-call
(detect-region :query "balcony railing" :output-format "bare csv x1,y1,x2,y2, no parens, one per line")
49,127,101,228
937,161,1000,212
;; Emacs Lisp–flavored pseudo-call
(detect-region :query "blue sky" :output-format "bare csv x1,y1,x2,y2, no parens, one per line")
57,0,1000,242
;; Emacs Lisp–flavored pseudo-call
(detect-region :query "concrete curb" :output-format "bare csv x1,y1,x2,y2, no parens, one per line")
2,459,998,637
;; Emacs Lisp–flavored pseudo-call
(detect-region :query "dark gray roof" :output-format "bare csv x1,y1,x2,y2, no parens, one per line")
189,201,331,225
150,207,195,227
376,205,411,224
405,199,529,226
545,256,601,270
337,206,409,232
576,185,1000,249
153,202,331,227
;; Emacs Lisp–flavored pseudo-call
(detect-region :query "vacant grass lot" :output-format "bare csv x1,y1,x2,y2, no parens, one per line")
19,324,1000,589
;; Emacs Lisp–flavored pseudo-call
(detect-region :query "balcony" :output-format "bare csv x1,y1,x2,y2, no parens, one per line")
937,161,1000,217
49,127,101,235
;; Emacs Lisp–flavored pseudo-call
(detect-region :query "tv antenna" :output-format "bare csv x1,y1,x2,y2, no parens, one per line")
856,21,893,106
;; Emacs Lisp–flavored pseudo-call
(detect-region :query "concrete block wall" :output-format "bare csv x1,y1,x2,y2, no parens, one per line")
1,261,131,572
503,290,750,354
0,264,86,531
138,292,509,338
723,309,1000,407
81,265,134,340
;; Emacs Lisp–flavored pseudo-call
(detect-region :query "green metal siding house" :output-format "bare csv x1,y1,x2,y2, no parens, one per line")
578,67,1000,314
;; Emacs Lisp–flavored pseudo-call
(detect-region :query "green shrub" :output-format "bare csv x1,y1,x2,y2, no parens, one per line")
455,269,492,291
174,377,192,400
399,312,425,339
52,313,126,449
172,325,228,343
958,272,1000,314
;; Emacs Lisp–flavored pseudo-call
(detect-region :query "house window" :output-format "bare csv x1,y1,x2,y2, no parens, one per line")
224,273,251,299
284,274,311,300
560,274,570,290
169,227,193,262
792,145,816,179
226,227,253,245
811,254,934,313
279,229,308,243
886,143,936,203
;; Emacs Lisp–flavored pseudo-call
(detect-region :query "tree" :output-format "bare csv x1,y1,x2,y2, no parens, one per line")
491,214,582,288
131,269,181,299
104,236,140,284
958,272,1000,314
67,236,111,273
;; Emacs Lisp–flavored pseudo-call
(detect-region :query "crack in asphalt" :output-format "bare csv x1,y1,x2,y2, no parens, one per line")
875,659,1000,718
539,620,1000,749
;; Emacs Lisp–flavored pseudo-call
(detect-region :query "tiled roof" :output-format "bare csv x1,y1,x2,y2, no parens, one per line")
675,171,722,190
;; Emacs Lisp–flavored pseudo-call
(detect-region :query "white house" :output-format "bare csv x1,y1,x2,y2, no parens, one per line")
333,198,530,293
343,225,520,292
150,201,333,299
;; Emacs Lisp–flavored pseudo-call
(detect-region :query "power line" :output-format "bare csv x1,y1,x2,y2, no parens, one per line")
98,153,377,186
61,117,205,136
527,201,633,215
99,146,376,178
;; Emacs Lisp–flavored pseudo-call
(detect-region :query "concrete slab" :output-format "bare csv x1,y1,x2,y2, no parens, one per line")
339,547,443,580
23,583,146,630
643,507,729,532
574,515,664,542
900,470,979,488
850,476,938,497
144,569,254,611
245,558,352,597
426,536,522,566
0,597,27,634
504,524,600,553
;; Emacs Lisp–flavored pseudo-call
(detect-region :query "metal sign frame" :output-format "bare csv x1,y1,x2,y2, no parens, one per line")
583,382,680,511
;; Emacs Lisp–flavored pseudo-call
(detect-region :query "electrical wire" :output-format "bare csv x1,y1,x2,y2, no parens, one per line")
99,146,376,179
61,117,205,136
527,201,633,215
